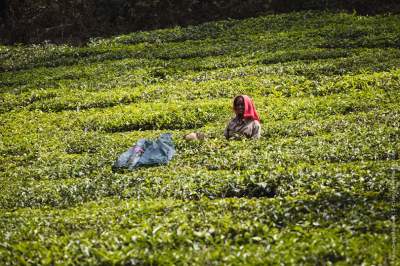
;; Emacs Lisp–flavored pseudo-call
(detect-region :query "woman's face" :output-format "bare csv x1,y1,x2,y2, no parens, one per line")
234,97,245,117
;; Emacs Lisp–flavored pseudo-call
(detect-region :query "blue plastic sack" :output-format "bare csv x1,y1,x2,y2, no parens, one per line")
112,133,175,171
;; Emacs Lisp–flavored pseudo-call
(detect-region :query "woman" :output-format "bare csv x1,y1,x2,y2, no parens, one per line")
224,95,261,139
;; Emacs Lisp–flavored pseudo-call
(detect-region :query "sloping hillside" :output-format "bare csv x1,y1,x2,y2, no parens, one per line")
0,11,399,264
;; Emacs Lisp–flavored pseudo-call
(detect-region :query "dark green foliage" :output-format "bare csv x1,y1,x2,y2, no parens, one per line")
2,0,400,44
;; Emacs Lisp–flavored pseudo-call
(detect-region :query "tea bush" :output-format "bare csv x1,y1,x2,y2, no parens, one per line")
0,11,399,265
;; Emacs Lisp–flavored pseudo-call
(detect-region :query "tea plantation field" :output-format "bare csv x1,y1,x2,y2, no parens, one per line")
1,11,399,265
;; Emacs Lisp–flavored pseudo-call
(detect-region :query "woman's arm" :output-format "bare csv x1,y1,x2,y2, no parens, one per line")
224,118,236,139
251,121,261,139
224,125,230,139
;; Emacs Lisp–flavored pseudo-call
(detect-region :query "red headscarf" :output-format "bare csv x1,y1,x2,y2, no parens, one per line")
233,95,260,122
